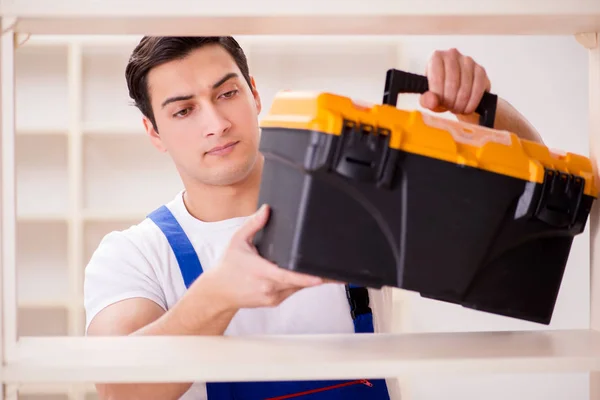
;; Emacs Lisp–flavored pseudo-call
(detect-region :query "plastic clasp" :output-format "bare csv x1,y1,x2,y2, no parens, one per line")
534,169,584,228
345,285,372,319
331,119,397,188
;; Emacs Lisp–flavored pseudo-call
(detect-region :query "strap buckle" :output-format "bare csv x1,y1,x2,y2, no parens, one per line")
345,285,372,319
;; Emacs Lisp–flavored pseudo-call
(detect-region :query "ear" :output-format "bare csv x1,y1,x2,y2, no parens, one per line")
249,76,262,115
143,116,167,153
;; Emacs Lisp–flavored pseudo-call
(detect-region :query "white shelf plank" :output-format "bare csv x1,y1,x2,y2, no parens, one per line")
5,0,600,35
82,210,144,222
4,0,600,18
16,213,67,222
17,383,70,395
4,330,600,383
82,123,143,136
16,127,67,136
16,382,95,395
21,34,417,49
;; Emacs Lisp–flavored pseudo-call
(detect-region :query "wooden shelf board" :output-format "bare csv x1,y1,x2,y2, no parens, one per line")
17,300,70,310
16,382,95,395
5,0,600,35
4,330,600,383
82,123,144,136
17,213,68,222
16,127,67,136
21,34,450,49
82,210,145,222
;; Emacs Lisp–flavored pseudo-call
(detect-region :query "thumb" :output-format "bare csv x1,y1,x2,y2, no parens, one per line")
420,91,446,113
232,204,270,245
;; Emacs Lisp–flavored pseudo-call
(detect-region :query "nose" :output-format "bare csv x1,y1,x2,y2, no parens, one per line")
200,103,231,138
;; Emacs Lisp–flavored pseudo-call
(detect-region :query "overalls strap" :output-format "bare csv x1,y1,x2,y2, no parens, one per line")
148,205,203,288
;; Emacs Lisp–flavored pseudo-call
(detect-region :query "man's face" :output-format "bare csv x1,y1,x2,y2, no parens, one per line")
144,44,262,187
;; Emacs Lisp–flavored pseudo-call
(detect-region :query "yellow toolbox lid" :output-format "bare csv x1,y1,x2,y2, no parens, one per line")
260,91,598,198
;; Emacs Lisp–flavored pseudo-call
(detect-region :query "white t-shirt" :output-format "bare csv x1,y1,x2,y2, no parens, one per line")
84,191,395,399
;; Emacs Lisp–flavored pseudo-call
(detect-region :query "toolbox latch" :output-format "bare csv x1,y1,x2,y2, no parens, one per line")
534,169,584,228
332,119,397,188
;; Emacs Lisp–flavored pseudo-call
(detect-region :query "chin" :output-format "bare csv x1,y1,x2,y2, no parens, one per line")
201,155,258,186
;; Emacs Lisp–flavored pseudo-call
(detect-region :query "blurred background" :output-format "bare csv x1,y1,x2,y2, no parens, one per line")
12,33,591,399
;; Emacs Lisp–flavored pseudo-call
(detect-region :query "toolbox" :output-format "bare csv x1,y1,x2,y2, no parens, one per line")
254,69,597,325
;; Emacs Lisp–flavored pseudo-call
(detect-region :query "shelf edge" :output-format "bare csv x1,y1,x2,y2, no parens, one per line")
4,330,600,383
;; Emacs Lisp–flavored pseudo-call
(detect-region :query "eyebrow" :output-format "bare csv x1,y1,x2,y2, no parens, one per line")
160,72,239,109
212,72,238,89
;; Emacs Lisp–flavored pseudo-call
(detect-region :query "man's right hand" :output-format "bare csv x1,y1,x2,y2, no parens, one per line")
201,204,326,312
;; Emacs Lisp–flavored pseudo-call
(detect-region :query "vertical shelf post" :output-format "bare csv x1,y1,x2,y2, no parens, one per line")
575,31,600,399
67,38,86,400
3,385,16,400
0,18,4,400
67,40,84,339
1,17,17,367
581,31,600,329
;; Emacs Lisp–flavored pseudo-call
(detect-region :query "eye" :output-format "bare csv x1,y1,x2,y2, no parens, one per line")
173,107,191,118
220,89,239,99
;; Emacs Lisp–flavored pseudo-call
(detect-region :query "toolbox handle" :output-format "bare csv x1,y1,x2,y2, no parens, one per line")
382,68,498,129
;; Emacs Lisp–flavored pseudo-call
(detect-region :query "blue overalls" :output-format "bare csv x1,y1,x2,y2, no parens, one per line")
149,205,390,400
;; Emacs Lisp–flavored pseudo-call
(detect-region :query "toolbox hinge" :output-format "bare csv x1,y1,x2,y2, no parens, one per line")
533,169,584,228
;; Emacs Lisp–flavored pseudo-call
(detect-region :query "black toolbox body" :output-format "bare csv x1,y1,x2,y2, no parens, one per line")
254,70,597,325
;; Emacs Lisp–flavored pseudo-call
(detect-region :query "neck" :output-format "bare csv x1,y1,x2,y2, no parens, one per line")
182,156,264,223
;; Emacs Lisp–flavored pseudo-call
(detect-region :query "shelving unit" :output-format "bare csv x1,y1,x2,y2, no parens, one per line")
4,31,408,399
0,1,599,400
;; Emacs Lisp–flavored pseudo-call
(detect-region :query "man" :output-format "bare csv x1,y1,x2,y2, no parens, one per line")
84,36,543,400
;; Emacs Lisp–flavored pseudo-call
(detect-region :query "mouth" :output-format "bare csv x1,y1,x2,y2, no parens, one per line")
206,141,239,156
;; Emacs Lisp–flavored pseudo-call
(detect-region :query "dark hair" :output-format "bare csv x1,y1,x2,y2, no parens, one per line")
125,36,252,130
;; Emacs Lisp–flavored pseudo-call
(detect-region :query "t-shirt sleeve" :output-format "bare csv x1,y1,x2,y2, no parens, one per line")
84,229,167,333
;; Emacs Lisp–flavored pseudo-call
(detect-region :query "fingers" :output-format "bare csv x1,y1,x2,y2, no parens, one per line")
421,48,491,117
232,204,270,245
240,248,323,289
250,261,324,307
267,275,344,307
455,56,474,115
422,50,446,113
260,285,308,308
267,264,324,288
419,91,440,111
426,50,445,102
465,64,490,115
322,278,345,285
443,49,461,112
